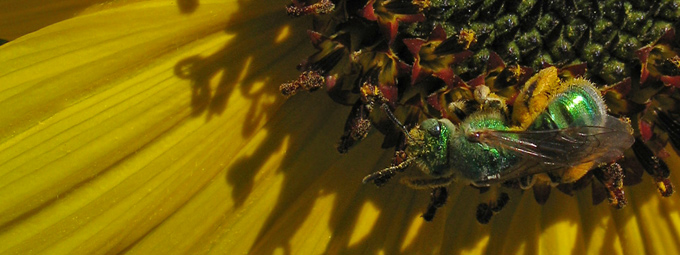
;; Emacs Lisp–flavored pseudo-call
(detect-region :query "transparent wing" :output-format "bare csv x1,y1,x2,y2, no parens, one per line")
473,116,634,184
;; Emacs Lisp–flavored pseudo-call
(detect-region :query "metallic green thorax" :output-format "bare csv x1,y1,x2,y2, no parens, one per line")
529,83,607,130
448,113,519,183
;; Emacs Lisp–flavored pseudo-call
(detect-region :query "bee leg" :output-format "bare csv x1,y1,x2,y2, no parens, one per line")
476,192,510,224
400,175,454,189
422,187,448,221
518,174,536,189
532,174,553,205
593,162,627,209
532,182,551,205
475,203,493,224
547,172,562,185
362,158,412,186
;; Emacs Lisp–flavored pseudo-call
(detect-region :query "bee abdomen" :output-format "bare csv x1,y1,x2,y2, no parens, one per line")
528,81,607,130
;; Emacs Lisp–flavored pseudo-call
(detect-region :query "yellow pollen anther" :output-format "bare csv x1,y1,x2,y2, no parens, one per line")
510,64,524,79
458,29,477,50
412,0,431,11
670,55,680,69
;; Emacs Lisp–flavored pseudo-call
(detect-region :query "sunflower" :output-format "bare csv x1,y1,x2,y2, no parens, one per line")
0,0,679,254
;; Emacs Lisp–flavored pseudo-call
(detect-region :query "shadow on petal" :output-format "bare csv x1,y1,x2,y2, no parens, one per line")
0,0,110,39
173,0,312,209
175,0,308,133
177,0,199,14
172,1,680,255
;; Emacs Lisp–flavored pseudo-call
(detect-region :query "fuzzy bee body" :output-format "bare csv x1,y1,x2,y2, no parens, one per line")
409,80,633,187
364,67,635,221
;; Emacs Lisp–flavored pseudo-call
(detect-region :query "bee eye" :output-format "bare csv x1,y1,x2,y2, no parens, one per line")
428,122,442,137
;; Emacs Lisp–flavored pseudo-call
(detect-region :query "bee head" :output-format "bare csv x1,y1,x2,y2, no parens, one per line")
406,119,454,176
377,104,454,177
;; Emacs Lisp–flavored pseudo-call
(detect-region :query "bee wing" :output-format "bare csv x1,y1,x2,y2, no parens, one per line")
475,116,634,184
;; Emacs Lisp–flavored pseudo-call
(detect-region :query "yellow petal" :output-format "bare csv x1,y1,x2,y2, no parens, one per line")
0,0,111,40
0,0,310,253
3,0,680,254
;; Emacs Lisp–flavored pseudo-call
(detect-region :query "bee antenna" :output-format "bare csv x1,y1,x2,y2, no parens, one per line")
362,157,414,184
380,104,415,142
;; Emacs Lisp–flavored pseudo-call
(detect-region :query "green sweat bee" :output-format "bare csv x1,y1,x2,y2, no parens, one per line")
363,67,635,222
